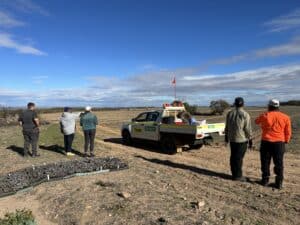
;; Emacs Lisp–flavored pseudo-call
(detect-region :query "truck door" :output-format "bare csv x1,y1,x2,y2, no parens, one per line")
131,112,148,139
143,112,160,141
131,112,160,141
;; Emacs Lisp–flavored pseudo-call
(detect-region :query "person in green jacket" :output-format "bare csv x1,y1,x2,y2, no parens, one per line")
80,106,98,157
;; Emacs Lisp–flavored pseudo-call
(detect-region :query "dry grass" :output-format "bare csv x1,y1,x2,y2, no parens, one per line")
0,107,299,225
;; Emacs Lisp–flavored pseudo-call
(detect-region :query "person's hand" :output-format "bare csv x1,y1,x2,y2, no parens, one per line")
225,135,228,143
224,135,229,147
248,139,253,149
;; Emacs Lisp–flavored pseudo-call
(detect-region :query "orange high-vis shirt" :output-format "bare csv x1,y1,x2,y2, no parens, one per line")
255,111,292,143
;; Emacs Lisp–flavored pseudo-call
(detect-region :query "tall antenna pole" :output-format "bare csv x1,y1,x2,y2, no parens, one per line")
175,79,176,100
172,76,176,100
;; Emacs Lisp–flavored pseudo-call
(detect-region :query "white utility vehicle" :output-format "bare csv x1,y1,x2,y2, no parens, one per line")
121,103,225,153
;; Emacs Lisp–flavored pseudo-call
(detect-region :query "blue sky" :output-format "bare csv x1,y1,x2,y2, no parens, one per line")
0,0,300,107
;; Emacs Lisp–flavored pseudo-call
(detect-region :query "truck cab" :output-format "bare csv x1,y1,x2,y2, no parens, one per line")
121,103,225,154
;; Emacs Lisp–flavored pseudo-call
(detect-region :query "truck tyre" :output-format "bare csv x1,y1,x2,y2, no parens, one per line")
203,136,213,145
161,136,177,154
122,130,132,145
189,144,203,150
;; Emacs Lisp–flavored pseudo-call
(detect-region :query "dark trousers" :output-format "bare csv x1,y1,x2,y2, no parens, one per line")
23,129,39,156
64,134,75,152
230,142,248,179
260,140,285,182
84,129,96,153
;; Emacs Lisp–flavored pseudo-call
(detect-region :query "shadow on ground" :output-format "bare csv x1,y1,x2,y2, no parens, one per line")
6,145,30,156
104,138,166,154
135,155,233,180
39,145,86,157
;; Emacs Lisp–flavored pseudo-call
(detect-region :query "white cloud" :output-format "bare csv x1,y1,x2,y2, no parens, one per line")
201,37,300,69
254,37,300,57
0,1,47,56
0,63,299,107
0,0,49,16
264,8,300,32
0,11,25,27
0,32,47,56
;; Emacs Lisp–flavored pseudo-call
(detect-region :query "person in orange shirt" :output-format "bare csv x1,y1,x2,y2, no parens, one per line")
255,99,292,189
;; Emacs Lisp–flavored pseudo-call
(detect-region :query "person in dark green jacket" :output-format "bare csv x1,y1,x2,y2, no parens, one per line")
80,106,98,157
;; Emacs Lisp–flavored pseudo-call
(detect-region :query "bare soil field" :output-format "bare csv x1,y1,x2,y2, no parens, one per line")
0,107,299,225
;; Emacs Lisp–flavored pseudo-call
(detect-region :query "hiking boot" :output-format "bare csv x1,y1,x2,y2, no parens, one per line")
260,178,269,187
275,182,283,190
66,152,75,156
90,153,95,158
32,153,40,158
275,177,283,190
83,152,89,158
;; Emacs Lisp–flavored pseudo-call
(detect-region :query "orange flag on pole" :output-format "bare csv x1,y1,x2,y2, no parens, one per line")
172,77,176,85
172,76,176,99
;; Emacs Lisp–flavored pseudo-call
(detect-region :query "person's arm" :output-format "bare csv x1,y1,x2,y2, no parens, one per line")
285,117,292,143
34,118,40,127
80,116,83,127
18,113,23,126
94,115,98,126
244,113,252,140
244,113,253,149
255,113,263,125
59,120,64,133
33,111,40,127
73,112,82,119
224,112,229,143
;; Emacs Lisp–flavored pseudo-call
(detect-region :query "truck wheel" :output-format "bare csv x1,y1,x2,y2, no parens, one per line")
203,136,213,145
122,130,132,145
189,144,203,150
161,136,177,154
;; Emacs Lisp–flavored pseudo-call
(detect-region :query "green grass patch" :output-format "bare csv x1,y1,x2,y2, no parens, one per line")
0,209,36,225
255,220,267,225
39,123,84,152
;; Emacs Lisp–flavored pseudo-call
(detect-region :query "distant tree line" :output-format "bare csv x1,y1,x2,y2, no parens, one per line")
0,107,21,119
0,106,159,118
280,100,300,106
184,99,230,116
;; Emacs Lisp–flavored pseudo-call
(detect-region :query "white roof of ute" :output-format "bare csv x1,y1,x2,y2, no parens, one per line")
163,106,185,111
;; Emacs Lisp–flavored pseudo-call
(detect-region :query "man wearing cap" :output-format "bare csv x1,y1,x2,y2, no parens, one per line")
80,106,98,157
255,99,292,189
18,102,40,157
60,107,82,156
225,97,252,181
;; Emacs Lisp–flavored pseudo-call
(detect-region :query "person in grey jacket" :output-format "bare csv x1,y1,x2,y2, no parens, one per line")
60,107,81,156
225,97,252,181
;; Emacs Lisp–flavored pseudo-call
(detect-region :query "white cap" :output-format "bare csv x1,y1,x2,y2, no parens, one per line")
268,99,280,108
85,106,92,111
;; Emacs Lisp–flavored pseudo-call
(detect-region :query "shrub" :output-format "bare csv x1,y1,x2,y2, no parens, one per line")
0,209,36,225
281,100,300,106
183,102,198,115
210,99,230,115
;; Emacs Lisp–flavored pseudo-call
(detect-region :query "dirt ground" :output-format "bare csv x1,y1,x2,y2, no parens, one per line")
0,107,299,225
